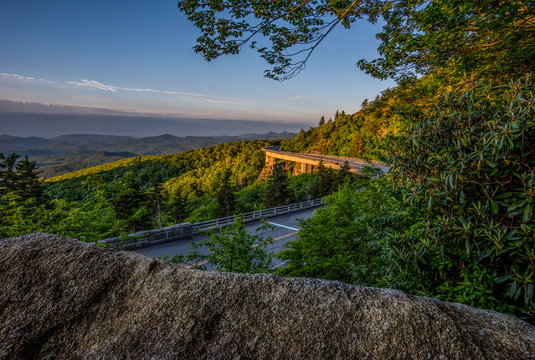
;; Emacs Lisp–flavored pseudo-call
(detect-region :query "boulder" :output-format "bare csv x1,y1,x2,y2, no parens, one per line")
1,234,534,359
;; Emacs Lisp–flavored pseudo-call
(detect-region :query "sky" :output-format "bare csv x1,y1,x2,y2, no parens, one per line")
0,0,395,137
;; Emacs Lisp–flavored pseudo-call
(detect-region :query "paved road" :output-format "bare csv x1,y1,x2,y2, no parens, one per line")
133,207,319,268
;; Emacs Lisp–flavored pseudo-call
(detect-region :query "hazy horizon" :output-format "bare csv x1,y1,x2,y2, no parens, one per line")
0,111,306,139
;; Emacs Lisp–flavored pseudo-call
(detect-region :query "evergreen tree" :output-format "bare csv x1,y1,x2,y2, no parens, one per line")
350,133,364,158
310,160,325,198
319,116,325,126
166,195,189,224
148,183,164,228
338,161,352,185
108,173,150,233
265,163,294,207
15,156,44,202
216,169,235,217
0,153,20,195
310,160,338,198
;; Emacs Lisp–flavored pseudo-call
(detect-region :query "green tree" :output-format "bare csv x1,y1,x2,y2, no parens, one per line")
177,0,533,81
108,173,151,234
338,161,352,185
15,156,45,202
216,169,236,217
350,133,364,158
265,163,294,207
166,194,189,224
185,217,273,273
0,153,20,195
148,183,165,228
278,182,387,281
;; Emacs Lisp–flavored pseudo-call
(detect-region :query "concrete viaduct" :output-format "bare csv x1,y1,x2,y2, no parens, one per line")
262,147,389,176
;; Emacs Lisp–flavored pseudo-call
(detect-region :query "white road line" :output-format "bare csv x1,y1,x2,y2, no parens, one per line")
267,222,300,231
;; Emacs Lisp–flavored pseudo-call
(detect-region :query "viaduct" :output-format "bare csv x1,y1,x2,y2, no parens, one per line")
261,147,389,176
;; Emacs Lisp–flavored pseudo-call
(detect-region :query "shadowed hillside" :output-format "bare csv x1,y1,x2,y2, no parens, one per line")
1,234,534,359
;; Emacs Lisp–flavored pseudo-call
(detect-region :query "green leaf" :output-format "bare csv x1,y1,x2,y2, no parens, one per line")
524,203,533,222
465,239,472,255
491,201,499,215
506,281,517,298
494,275,511,284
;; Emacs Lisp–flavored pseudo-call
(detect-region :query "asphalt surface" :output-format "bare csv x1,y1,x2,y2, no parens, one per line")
132,207,319,268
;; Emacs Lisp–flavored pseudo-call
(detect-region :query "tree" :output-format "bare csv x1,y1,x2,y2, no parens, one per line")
350,133,364,158
216,169,236,217
148,183,164,228
338,161,352,185
265,163,294,207
108,173,150,233
166,194,189,224
177,0,533,81
319,116,325,126
0,153,46,208
15,156,44,202
277,183,376,281
0,153,20,195
185,217,273,273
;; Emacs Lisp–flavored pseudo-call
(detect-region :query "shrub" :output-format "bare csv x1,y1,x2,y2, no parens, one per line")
390,77,534,320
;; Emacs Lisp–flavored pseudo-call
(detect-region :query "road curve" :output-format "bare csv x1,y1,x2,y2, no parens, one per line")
132,207,318,268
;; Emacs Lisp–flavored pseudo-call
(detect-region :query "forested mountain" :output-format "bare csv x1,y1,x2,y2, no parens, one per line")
2,139,367,245
0,132,296,177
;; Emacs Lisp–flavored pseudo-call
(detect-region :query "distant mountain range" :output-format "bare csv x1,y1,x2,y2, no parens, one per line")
0,132,296,177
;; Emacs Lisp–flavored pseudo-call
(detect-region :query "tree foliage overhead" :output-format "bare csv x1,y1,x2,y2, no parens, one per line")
178,0,534,80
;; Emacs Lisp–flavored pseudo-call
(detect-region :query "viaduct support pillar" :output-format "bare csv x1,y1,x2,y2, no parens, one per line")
265,154,275,167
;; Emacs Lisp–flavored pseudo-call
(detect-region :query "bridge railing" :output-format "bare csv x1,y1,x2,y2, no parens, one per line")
98,198,324,250
192,198,323,232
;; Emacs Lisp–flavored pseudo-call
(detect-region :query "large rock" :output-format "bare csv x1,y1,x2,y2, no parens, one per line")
0,234,534,359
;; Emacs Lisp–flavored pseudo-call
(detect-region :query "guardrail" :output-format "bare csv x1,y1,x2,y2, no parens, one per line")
192,198,323,232
99,198,324,250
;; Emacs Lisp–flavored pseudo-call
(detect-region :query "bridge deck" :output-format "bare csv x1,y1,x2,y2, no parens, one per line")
262,147,389,173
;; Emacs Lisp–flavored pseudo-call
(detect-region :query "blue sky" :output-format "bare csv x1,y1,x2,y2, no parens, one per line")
0,0,395,134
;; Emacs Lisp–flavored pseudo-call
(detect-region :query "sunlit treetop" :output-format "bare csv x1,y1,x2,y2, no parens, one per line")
178,0,535,81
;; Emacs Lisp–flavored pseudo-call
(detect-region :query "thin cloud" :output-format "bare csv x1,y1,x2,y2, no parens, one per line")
122,87,206,98
1,72,241,105
68,78,239,104
288,95,304,101
67,79,118,93
0,72,53,83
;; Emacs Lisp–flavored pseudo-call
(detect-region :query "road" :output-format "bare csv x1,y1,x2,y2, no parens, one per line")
133,207,319,268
